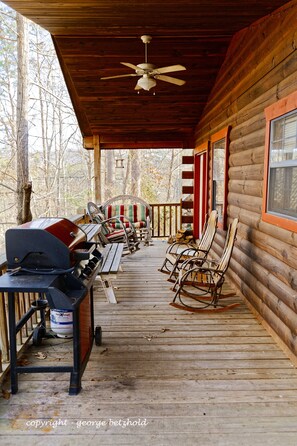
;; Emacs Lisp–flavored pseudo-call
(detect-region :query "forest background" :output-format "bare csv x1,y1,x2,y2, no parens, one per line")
0,2,183,251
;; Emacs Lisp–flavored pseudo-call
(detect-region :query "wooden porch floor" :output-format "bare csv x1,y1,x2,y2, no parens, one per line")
1,240,297,445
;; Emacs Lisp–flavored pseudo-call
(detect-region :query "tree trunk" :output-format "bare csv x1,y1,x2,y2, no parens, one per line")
131,149,141,196
166,150,175,202
123,151,130,195
86,150,93,202
93,135,101,203
104,149,114,200
16,13,31,224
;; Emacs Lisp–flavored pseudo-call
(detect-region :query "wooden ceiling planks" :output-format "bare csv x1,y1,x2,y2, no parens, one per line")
53,30,227,146
2,1,290,36
2,0,292,148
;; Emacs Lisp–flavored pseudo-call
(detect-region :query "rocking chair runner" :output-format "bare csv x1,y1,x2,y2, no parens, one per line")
87,201,139,254
171,218,239,312
159,210,218,280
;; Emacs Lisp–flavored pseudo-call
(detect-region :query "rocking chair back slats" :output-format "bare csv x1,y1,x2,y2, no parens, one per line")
197,210,218,254
159,210,218,276
217,218,238,274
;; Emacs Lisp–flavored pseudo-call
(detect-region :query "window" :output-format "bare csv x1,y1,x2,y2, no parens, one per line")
263,91,297,231
193,143,209,239
211,127,230,229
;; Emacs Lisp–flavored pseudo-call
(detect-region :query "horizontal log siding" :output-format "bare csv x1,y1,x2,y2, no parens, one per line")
195,1,297,358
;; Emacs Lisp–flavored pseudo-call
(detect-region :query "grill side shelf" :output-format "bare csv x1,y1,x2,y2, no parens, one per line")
46,273,87,310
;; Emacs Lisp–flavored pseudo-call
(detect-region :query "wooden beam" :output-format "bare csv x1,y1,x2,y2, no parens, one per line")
182,171,194,180
182,156,194,164
93,135,101,203
83,136,94,149
181,215,194,224
181,201,194,209
83,134,187,150
182,185,194,194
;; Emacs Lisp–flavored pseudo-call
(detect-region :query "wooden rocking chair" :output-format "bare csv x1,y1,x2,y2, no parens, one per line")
87,201,139,254
170,218,239,312
159,210,218,281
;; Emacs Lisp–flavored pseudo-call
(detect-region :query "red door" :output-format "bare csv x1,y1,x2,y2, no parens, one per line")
193,150,208,239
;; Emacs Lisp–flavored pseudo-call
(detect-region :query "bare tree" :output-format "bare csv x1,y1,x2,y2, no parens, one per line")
123,151,130,195
16,13,31,224
0,4,95,248
130,149,141,196
104,149,114,200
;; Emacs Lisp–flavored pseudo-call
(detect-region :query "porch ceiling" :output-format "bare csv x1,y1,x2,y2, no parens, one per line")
3,0,291,148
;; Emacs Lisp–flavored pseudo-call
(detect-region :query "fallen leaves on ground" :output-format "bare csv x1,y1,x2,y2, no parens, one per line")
34,351,47,360
1,389,10,400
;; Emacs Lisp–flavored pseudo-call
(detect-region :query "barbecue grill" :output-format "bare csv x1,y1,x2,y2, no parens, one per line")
0,217,103,395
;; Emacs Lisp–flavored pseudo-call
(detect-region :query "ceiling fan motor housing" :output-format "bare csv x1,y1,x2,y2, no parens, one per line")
136,63,156,74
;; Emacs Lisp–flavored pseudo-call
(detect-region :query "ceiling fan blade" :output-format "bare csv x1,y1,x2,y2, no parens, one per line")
121,62,139,71
151,64,186,75
101,73,138,80
154,74,186,86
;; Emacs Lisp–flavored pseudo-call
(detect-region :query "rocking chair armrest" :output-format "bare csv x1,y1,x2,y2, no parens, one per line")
179,264,224,284
166,241,194,254
101,216,130,235
176,246,207,259
196,258,220,268
101,216,122,225
188,265,224,275
174,248,208,268
102,214,133,228
179,255,209,270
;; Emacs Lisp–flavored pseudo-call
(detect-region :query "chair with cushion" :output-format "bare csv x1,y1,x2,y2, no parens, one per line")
87,201,139,254
159,210,218,280
170,218,239,312
101,195,152,245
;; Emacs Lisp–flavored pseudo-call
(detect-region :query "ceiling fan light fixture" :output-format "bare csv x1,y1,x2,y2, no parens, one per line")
101,35,186,91
137,75,156,91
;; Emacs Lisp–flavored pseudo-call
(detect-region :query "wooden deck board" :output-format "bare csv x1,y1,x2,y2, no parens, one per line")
1,240,297,445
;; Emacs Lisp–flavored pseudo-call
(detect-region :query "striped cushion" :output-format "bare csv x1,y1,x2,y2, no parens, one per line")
106,229,127,240
105,204,148,229
132,221,146,229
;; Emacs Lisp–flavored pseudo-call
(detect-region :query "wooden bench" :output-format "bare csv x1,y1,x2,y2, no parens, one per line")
96,243,124,304
79,224,123,303
79,223,101,242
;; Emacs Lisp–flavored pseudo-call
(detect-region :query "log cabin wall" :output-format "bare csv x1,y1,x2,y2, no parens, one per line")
194,1,297,359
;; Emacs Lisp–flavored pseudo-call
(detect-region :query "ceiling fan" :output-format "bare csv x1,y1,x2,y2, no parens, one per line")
100,35,186,91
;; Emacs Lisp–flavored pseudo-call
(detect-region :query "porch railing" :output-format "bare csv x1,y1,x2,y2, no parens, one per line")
150,202,181,238
0,213,87,380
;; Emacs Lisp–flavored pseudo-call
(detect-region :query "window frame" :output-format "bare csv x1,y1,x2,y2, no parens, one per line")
210,127,230,230
193,142,209,239
262,91,297,232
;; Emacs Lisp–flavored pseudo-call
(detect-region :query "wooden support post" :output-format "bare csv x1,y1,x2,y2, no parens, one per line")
93,135,101,203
